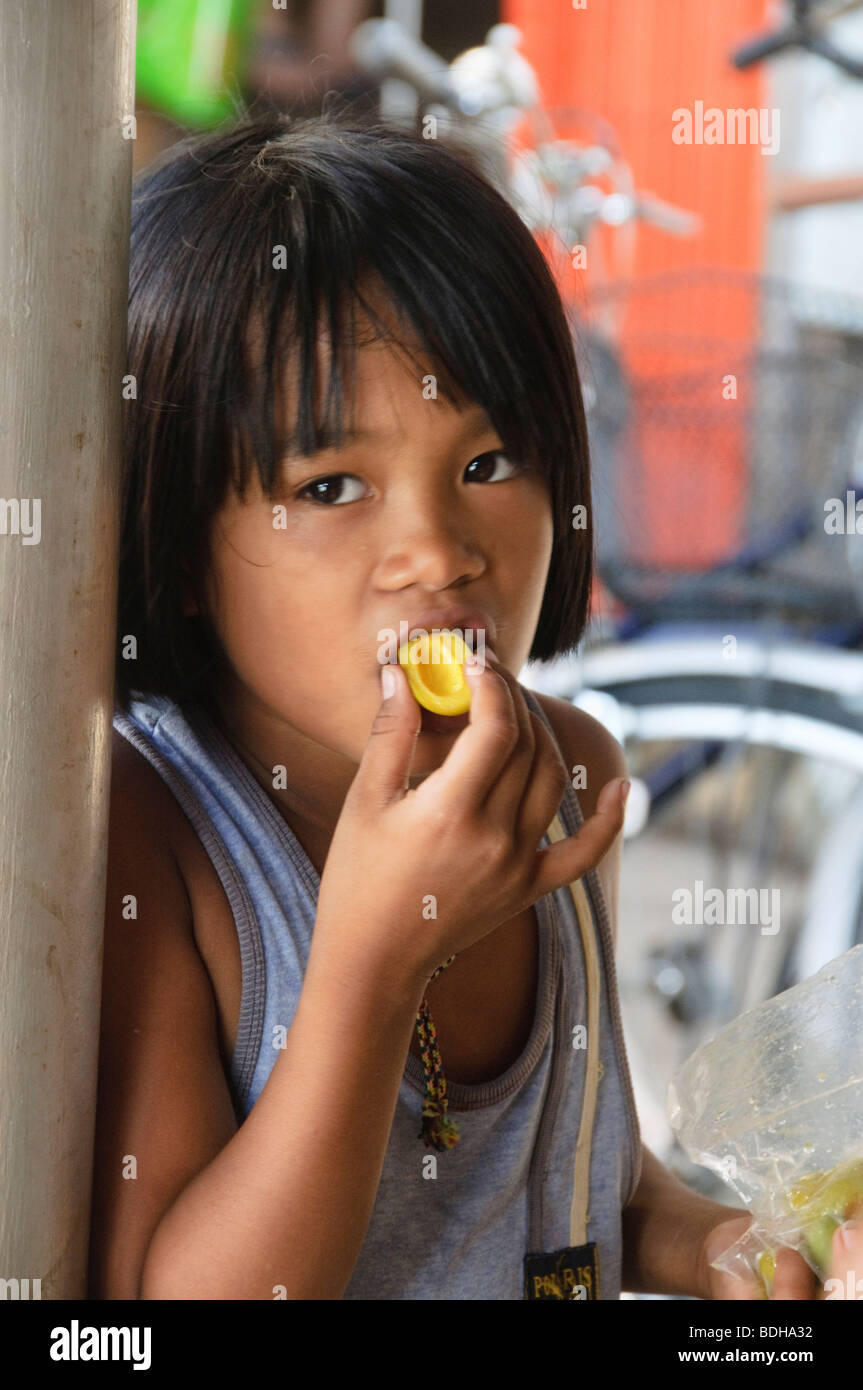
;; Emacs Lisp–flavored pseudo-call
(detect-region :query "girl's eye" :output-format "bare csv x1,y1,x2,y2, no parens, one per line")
464,451,523,483
295,452,525,504
296,473,368,506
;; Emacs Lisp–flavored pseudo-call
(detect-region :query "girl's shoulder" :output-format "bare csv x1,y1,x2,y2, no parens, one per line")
108,726,195,893
531,691,627,948
530,690,628,817
109,722,227,909
92,730,239,1298
109,726,243,1063
109,724,210,911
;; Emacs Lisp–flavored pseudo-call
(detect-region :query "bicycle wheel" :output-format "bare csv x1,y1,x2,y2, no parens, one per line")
526,638,863,1186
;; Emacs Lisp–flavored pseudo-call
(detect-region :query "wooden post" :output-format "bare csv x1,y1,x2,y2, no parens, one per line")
0,0,136,1298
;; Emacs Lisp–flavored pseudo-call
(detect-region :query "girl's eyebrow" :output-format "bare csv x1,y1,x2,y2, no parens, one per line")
279,407,496,471
277,426,386,473
285,424,384,458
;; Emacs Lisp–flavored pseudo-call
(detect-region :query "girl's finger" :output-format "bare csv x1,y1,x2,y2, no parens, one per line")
527,775,628,900
425,654,520,812
353,661,421,808
722,1270,765,1301
825,1206,863,1297
513,713,571,849
473,653,537,829
770,1246,817,1301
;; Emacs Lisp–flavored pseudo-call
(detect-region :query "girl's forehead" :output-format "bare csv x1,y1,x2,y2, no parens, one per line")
260,282,412,386
277,307,477,435
277,330,429,438
280,359,490,460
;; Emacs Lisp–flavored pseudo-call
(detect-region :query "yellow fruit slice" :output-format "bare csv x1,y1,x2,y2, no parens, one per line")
805,1215,840,1278
397,629,472,716
815,1164,863,1221
756,1248,776,1297
788,1169,830,1211
788,1160,863,1220
784,1158,863,1280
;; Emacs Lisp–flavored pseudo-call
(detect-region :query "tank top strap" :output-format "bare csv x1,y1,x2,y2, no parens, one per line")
544,812,601,1247
521,683,644,1210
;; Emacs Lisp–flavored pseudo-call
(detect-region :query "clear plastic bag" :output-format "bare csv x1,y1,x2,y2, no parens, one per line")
666,944,863,1294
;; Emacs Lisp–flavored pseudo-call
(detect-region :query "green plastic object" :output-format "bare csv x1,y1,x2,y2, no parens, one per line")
135,0,257,129
805,1215,841,1278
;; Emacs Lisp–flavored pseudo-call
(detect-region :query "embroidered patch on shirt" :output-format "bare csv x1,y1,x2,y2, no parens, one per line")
523,1242,600,1300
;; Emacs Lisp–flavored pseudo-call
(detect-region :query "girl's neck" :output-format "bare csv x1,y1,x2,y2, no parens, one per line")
208,677,354,881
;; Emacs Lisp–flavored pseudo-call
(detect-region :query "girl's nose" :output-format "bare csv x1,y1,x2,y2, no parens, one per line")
374,507,485,591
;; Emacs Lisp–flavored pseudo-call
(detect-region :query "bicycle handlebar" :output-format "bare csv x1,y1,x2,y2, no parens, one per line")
350,19,456,106
731,29,800,69
731,0,863,77
632,193,702,237
807,30,863,76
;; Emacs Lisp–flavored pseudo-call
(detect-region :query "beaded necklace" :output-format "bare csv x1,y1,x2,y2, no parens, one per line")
415,954,461,1150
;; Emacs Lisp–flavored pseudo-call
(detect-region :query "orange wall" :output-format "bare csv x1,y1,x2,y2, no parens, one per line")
502,0,772,278
502,0,775,577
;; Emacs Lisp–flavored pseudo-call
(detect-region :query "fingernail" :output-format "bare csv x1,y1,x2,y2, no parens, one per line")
620,779,631,806
381,665,395,700
839,1220,862,1252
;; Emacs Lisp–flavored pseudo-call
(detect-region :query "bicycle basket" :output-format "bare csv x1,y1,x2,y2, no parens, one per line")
577,268,863,632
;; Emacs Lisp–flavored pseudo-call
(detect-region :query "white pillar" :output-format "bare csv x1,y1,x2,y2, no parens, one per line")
0,0,136,1298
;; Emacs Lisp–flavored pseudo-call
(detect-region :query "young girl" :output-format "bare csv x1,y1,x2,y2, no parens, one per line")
87,109,807,1301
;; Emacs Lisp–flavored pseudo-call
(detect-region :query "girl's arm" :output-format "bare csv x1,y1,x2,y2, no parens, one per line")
140,948,425,1300
88,736,240,1298
626,1151,818,1299
89,736,426,1301
621,1145,740,1297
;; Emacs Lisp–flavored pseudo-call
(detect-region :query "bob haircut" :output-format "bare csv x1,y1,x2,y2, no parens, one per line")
116,105,593,715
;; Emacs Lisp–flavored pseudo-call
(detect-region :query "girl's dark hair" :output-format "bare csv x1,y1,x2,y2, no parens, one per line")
116,105,593,714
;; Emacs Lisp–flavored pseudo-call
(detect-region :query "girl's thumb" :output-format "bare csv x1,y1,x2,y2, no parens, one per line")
354,662,421,805
380,663,399,704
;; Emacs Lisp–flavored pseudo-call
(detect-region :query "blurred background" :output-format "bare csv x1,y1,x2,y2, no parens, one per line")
132,0,863,1293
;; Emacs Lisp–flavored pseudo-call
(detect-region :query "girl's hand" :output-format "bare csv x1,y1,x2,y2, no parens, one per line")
309,648,628,994
701,1203,863,1300
699,1213,817,1300
822,1205,863,1299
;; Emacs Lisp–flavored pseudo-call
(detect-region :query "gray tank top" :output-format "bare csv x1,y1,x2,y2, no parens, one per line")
113,684,642,1299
